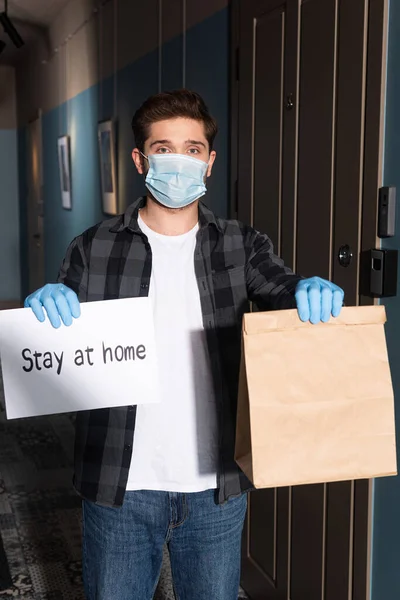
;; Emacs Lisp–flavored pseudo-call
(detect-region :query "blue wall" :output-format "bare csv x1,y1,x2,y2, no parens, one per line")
0,129,20,301
42,88,104,281
38,8,230,283
371,0,400,597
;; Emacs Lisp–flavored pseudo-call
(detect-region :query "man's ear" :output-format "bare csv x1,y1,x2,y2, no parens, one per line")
132,149,146,175
207,151,217,177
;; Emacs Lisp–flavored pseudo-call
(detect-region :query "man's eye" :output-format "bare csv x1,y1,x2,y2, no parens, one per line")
157,147,170,154
188,148,199,154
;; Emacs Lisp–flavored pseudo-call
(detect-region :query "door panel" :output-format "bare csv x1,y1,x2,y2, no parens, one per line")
332,0,368,298
254,6,285,253
291,484,325,600
249,488,276,580
325,481,354,600
238,1,292,596
238,0,285,228
296,0,337,279
234,0,387,598
280,0,300,270
353,480,373,600
359,0,388,307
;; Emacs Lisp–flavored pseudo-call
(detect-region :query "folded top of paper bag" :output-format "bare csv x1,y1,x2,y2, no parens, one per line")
243,306,387,335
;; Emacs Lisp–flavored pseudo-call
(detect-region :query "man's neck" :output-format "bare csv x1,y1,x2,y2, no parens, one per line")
139,196,199,236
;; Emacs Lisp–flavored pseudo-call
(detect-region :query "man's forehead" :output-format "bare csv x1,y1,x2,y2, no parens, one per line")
148,118,207,141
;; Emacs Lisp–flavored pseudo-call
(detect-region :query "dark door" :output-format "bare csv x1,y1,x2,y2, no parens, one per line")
232,0,388,598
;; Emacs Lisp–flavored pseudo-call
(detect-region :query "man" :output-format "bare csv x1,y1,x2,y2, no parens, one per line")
25,89,344,600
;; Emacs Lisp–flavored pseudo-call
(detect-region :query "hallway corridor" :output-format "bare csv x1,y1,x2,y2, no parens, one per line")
0,367,248,600
0,366,84,599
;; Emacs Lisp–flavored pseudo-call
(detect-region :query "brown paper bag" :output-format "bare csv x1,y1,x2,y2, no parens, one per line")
235,306,397,488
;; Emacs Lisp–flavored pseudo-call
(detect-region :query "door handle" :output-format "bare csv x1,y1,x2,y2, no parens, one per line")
285,93,294,110
338,245,353,268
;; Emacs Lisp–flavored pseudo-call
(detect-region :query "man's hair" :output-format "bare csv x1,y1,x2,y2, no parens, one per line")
131,89,218,152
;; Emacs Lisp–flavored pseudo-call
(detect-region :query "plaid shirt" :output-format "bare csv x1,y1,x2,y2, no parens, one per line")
58,196,301,507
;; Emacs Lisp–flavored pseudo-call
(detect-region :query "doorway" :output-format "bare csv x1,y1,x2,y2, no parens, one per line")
231,0,388,598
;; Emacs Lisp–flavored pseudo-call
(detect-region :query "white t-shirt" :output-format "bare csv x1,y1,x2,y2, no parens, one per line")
126,214,218,492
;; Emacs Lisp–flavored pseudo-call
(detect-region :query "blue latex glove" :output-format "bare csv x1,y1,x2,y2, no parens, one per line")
295,277,344,324
24,283,81,328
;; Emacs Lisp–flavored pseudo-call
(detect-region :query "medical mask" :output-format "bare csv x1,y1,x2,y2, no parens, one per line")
141,153,208,209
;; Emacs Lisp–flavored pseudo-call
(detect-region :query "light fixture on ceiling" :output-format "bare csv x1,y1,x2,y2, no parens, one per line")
0,0,24,49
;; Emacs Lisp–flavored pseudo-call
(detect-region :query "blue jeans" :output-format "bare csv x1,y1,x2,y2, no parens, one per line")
82,489,247,600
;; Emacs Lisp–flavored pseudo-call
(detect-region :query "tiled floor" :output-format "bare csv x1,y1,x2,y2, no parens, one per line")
0,368,248,599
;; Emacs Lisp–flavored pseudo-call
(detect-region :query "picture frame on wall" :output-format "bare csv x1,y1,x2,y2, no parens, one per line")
98,120,118,215
57,135,72,210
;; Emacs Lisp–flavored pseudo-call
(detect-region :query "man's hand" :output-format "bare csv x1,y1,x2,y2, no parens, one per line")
24,283,81,328
295,277,344,324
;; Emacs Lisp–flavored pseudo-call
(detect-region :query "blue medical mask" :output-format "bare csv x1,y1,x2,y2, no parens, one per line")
141,153,208,209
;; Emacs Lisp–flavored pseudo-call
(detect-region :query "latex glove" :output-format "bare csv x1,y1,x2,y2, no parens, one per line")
24,283,81,328
295,276,344,324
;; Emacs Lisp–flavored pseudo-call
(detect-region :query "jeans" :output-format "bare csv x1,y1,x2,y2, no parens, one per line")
82,489,247,600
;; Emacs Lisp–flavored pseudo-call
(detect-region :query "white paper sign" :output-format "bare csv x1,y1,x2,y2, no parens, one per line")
0,298,160,419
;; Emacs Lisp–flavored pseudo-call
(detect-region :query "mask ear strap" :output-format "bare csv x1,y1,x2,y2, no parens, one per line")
140,151,149,161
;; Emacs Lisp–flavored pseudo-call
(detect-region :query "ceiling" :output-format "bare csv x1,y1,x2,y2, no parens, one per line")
4,0,72,26
0,0,72,65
